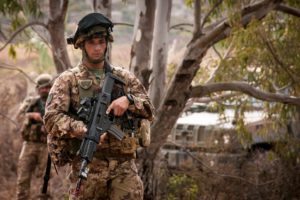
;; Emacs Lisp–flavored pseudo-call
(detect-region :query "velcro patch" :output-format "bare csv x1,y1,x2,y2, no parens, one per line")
78,79,93,90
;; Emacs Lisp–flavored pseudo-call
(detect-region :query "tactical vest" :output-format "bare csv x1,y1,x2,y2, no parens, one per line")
71,65,138,157
48,63,151,166
20,97,47,143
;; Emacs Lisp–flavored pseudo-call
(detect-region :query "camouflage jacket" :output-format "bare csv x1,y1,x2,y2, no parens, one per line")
18,96,47,143
44,62,154,159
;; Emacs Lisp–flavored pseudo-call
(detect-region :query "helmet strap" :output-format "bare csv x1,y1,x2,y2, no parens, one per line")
104,39,111,61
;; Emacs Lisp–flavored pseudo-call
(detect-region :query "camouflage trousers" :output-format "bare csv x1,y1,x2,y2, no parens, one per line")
68,158,143,200
16,141,48,200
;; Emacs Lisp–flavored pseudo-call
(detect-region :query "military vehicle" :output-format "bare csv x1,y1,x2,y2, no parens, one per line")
162,103,297,169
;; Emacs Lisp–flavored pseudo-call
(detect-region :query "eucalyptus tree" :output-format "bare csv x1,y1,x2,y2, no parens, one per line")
148,0,172,109
0,0,71,73
91,0,112,18
133,0,300,199
129,0,156,89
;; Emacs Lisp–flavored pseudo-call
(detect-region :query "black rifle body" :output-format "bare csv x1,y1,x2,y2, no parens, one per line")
75,72,125,195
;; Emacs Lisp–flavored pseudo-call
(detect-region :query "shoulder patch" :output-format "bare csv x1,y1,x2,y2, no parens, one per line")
46,94,53,105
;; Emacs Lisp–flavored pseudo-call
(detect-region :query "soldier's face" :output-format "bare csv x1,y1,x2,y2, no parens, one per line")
38,85,51,99
84,37,107,64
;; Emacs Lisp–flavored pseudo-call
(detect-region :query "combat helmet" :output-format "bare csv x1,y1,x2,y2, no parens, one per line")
35,73,52,89
67,13,114,49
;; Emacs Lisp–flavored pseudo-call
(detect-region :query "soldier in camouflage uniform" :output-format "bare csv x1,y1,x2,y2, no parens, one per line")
16,74,52,200
44,13,154,200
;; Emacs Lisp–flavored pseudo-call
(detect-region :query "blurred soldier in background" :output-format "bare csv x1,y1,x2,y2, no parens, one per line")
16,74,52,200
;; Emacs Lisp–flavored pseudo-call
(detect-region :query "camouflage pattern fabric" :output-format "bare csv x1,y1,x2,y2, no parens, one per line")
44,63,154,140
68,158,143,200
18,96,48,143
44,62,154,198
74,26,114,49
16,141,48,200
136,119,151,147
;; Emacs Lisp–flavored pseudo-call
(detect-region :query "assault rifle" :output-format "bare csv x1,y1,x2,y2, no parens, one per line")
75,72,125,196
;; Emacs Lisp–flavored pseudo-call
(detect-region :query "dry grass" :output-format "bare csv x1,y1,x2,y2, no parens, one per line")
0,73,27,199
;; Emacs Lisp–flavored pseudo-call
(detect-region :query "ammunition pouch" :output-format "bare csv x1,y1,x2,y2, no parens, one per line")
135,118,151,147
94,134,137,159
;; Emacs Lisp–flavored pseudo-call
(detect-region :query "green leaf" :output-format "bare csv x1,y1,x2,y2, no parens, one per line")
8,45,17,59
184,0,194,7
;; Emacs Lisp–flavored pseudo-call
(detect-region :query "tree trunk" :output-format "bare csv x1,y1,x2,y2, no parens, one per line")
92,0,112,18
148,0,172,109
140,0,282,199
138,151,169,200
129,0,156,89
293,106,300,138
48,0,71,73
146,0,283,169
92,0,112,62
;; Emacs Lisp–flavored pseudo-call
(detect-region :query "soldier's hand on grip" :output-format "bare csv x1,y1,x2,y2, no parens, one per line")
99,132,108,145
27,112,43,122
106,96,129,116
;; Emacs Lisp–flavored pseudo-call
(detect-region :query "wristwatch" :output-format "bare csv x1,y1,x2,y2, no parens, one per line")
126,94,134,105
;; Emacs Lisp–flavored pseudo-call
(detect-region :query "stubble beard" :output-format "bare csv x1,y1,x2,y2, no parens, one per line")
87,55,104,64
83,49,105,64
40,92,49,101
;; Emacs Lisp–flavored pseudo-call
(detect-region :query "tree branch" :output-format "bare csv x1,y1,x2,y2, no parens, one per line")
196,0,282,49
275,3,300,17
169,23,193,33
205,42,234,84
0,112,19,128
31,27,51,49
169,23,193,30
272,81,292,92
0,21,48,52
258,28,299,83
191,82,300,106
0,29,7,42
193,0,201,35
201,0,223,29
193,92,239,104
113,22,134,27
212,45,222,59
170,27,193,33
184,92,239,114
59,0,69,20
0,62,36,84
